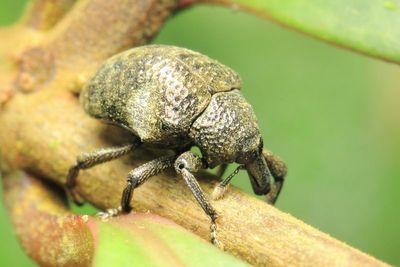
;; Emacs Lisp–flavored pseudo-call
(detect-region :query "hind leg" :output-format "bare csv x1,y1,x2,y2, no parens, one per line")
66,140,140,204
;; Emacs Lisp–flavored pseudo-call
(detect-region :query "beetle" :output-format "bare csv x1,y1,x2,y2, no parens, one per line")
66,44,287,246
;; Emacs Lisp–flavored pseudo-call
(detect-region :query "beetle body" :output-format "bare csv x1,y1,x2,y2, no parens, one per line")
81,45,243,151
69,45,287,246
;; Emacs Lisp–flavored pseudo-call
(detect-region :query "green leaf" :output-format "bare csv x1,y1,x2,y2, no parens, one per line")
227,0,400,63
93,215,249,267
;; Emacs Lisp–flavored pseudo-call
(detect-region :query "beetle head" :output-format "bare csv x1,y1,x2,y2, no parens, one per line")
234,136,272,196
244,147,272,195
189,90,273,196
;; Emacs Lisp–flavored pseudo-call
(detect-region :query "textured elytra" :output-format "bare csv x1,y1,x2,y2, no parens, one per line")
81,45,242,147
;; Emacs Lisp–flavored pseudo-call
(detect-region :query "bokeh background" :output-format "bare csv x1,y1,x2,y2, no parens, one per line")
1,1,399,266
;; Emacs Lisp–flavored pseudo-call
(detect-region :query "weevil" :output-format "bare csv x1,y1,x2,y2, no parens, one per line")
66,45,287,246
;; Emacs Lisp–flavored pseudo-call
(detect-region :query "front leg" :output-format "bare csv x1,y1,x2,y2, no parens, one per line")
174,152,222,248
215,163,228,178
212,164,244,200
211,149,287,204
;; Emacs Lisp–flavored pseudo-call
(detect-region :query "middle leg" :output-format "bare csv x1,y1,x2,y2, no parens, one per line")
97,154,177,219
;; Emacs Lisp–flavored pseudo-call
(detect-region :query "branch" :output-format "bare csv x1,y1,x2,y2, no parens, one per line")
0,89,388,267
3,171,248,266
3,0,179,100
3,171,94,266
22,0,76,30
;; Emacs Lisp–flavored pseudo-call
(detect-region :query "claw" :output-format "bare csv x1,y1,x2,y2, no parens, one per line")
212,184,228,200
96,206,123,220
210,221,224,250
66,187,85,206
66,165,85,205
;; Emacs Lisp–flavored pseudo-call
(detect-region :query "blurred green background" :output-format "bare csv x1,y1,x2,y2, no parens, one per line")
1,1,399,266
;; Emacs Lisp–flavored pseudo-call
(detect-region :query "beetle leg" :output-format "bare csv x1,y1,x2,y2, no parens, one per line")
121,155,177,212
97,154,176,219
262,149,287,204
215,163,228,178
66,140,140,205
211,163,229,200
97,206,123,220
212,164,244,200
175,152,223,249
